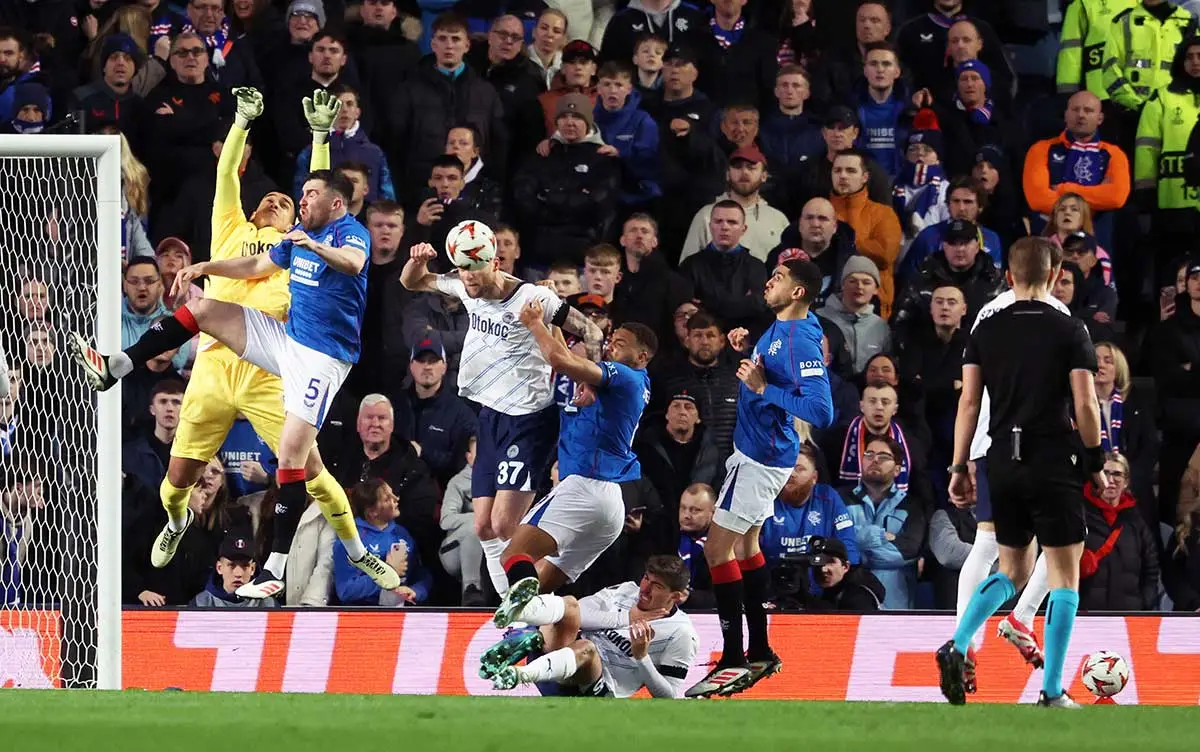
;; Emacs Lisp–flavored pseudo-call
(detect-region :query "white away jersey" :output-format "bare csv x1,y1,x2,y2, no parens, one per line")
968,290,1071,459
434,273,567,415
580,581,699,698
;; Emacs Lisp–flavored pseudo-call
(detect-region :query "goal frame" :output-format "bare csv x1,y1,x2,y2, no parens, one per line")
0,134,123,689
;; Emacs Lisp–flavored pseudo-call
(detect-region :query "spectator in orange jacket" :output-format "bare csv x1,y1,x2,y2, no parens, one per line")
1022,91,1130,216
830,148,903,318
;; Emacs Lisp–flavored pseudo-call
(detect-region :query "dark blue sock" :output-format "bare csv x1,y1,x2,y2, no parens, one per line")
952,572,1016,653
1042,588,1080,697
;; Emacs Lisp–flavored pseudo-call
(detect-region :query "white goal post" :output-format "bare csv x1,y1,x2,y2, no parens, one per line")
0,134,122,689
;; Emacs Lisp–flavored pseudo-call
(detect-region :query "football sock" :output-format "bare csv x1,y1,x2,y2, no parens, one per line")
711,559,746,665
517,595,566,626
122,307,199,372
503,553,538,588
159,477,193,532
518,647,577,684
269,468,307,574
1012,553,1050,627
739,552,771,658
305,470,364,560
957,529,998,650
482,538,510,596
1042,588,1080,698
952,572,1015,654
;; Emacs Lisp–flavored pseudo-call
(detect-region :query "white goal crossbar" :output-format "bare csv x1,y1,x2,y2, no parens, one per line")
0,134,123,689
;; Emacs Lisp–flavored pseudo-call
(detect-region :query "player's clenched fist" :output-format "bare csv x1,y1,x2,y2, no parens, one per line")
232,87,264,126
519,299,544,327
409,242,437,263
303,88,342,134
736,357,767,394
170,262,208,298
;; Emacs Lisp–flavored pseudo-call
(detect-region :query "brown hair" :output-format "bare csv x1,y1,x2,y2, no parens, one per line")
645,554,690,592
1007,236,1059,287
350,478,389,518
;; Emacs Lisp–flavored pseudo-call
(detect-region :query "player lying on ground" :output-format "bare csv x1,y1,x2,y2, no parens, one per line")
491,301,656,627
70,89,397,598
939,237,1109,709
400,241,604,599
685,259,835,699
481,555,698,698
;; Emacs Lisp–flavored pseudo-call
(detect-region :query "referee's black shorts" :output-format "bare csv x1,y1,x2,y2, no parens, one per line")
985,438,1087,549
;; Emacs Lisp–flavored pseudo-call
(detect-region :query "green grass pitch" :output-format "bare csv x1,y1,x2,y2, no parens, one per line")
3,692,1199,751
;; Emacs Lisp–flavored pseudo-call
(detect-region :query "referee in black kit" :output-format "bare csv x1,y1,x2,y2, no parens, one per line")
935,237,1111,709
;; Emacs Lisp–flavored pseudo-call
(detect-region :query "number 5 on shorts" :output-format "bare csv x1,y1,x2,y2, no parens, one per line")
304,377,322,404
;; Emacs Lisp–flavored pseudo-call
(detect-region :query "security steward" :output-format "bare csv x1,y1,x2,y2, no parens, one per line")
936,237,1110,709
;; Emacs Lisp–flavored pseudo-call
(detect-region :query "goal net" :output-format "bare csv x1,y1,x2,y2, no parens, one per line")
0,135,122,689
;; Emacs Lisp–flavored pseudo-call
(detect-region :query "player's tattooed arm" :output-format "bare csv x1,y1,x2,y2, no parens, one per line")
560,305,604,362
400,242,441,292
520,300,605,386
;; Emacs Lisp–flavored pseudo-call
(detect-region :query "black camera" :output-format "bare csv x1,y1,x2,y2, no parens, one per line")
770,536,830,597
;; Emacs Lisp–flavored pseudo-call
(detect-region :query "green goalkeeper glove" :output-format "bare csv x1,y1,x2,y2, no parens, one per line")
232,87,264,129
303,89,342,143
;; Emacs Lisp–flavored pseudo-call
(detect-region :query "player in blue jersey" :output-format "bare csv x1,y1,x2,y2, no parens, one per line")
69,169,399,597
491,299,658,629
685,258,835,699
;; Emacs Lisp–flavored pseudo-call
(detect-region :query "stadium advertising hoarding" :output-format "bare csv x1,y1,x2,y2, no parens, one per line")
4,610,1199,701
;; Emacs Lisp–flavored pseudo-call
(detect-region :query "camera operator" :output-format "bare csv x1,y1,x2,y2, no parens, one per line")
770,537,884,612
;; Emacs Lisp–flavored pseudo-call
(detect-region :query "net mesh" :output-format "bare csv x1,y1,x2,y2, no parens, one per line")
0,154,101,688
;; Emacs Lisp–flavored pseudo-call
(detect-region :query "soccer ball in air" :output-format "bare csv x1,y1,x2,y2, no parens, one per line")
1081,650,1130,699
446,219,496,270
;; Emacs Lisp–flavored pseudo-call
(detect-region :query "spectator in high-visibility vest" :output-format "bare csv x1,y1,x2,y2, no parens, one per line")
1135,36,1200,251
1102,0,1195,115
1057,0,1136,98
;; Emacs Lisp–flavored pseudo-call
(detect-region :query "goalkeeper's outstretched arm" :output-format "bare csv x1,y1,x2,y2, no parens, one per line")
171,254,281,297
305,88,336,172
214,87,265,233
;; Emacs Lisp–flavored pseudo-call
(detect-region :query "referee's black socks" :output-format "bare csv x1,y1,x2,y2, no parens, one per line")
125,306,201,366
739,552,772,660
710,560,746,666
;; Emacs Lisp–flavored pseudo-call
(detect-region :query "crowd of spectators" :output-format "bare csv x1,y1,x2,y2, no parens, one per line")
1,0,1200,614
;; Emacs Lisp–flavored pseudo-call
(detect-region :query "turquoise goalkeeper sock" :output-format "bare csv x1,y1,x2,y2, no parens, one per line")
1042,588,1080,698
952,572,1015,654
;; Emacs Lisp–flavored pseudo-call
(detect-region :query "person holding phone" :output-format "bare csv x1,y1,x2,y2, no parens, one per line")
333,478,432,605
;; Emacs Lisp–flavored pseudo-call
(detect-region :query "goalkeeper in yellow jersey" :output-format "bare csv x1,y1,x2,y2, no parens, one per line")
72,87,398,600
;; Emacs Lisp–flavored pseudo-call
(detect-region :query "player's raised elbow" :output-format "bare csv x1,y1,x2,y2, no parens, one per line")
810,399,835,430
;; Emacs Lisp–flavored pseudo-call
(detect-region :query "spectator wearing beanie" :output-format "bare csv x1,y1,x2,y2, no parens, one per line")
971,143,1026,252
538,39,599,136
829,148,902,319
1,81,50,134
512,91,619,268
71,33,147,138
919,18,1016,113
931,59,1016,178
896,1,1011,101
816,256,891,373
892,110,949,244
1024,91,1130,219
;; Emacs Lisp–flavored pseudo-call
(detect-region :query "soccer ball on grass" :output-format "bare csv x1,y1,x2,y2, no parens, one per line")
446,219,496,270
1081,650,1129,700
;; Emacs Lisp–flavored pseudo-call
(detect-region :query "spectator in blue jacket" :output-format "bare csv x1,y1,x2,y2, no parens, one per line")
759,64,824,212
856,42,911,182
899,178,1002,287
293,84,395,203
121,379,185,493
396,334,477,486
592,61,661,208
761,446,860,570
839,436,926,609
677,482,715,609
334,478,432,605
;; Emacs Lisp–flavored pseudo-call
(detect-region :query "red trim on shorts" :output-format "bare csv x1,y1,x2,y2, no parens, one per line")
738,552,766,572
710,559,743,585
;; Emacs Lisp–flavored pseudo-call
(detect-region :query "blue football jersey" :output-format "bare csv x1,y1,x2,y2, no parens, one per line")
732,314,834,468
218,417,276,498
268,213,370,363
557,361,650,483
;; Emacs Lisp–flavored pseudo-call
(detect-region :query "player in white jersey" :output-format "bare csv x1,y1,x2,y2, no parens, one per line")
400,241,604,598
951,283,1072,692
481,555,698,698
